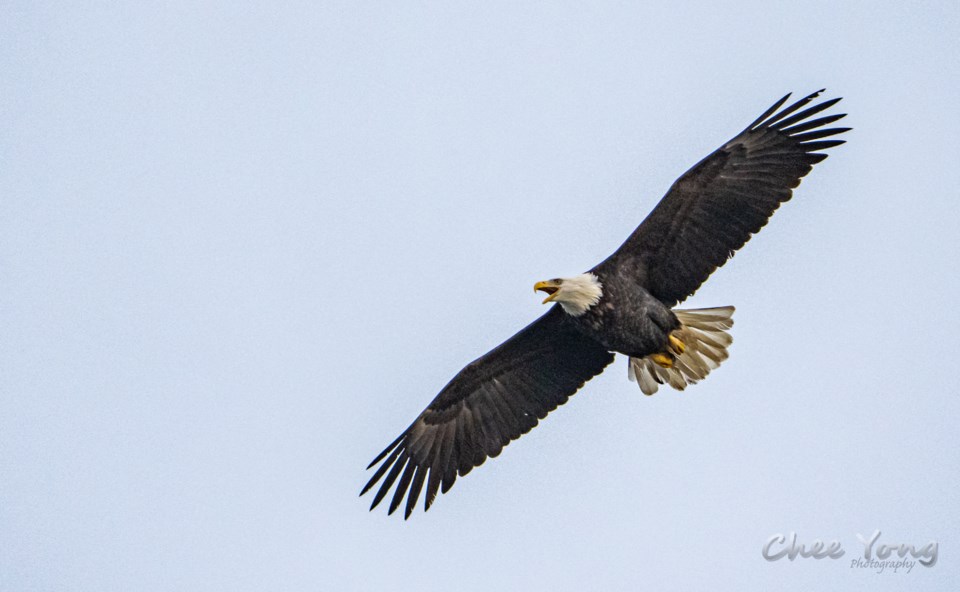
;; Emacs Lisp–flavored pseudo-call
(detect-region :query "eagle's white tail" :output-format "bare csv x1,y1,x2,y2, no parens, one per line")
627,306,735,396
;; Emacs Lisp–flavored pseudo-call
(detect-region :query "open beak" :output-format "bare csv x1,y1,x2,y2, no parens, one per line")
534,280,561,304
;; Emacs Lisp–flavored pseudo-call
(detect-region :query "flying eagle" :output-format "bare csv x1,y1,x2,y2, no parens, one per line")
362,90,849,518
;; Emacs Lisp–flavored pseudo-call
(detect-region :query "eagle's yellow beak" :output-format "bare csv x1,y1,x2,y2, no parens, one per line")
534,280,561,304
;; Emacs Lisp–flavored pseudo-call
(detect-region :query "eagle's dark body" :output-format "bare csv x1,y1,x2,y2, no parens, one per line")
361,90,849,518
574,270,679,358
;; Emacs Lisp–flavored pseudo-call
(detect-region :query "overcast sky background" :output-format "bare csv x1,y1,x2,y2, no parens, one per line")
3,2,959,590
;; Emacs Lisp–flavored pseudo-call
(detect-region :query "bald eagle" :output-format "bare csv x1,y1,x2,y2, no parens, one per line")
362,90,849,518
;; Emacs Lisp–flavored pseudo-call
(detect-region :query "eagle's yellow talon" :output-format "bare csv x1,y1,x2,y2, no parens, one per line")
669,334,686,354
651,352,674,368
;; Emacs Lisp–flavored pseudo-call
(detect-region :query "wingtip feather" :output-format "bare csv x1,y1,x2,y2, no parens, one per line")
366,433,404,470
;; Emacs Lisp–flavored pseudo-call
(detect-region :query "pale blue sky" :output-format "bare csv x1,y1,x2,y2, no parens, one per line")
2,2,958,590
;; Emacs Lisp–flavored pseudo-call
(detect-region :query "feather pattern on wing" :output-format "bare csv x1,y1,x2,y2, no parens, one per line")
596,90,849,306
361,306,614,518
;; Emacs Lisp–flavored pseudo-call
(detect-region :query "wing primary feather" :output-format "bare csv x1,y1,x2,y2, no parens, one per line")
435,422,458,497
772,98,843,131
781,113,847,134
388,460,418,515
366,433,404,470
422,422,452,512
425,424,452,510
762,89,825,128
457,406,480,475
360,443,404,497
424,468,440,512
441,453,458,493
427,424,451,499
370,451,409,511
404,464,427,519
792,127,852,142
799,139,846,151
441,423,460,494
746,92,792,130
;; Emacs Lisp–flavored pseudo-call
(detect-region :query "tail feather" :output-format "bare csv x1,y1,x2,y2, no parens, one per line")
627,306,735,395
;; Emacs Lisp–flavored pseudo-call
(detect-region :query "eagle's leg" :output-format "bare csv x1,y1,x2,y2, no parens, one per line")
668,334,686,354
650,352,675,368
650,333,687,369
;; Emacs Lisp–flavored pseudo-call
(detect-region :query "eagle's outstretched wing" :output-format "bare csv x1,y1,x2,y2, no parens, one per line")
361,306,614,518
596,90,850,306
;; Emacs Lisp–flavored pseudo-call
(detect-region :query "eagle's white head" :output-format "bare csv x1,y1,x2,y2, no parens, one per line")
533,273,603,316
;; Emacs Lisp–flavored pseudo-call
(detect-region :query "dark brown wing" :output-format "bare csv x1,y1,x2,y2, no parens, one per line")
596,90,850,306
361,306,614,519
